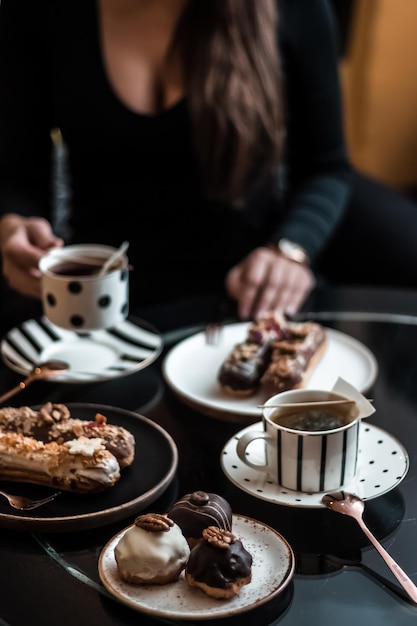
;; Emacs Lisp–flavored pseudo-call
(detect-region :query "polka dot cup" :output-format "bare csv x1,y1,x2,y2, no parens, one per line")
39,244,129,331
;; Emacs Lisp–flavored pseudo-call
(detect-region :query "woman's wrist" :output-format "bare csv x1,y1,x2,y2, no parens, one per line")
267,238,310,266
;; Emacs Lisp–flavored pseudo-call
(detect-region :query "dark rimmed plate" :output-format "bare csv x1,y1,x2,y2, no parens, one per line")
0,403,177,532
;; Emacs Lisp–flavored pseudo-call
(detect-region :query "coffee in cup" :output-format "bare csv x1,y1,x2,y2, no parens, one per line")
236,378,375,493
39,243,129,331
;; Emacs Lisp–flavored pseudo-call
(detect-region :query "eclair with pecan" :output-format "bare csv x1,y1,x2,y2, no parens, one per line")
0,431,121,493
0,402,135,468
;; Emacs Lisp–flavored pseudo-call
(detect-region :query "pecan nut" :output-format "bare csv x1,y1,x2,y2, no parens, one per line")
134,513,174,532
202,526,236,549
39,402,70,424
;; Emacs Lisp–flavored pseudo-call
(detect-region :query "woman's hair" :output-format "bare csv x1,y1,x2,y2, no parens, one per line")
178,0,284,204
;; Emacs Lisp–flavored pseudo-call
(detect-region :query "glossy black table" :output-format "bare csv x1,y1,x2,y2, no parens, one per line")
1,286,417,626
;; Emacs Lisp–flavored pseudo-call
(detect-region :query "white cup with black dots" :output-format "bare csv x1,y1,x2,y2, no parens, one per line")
39,243,129,331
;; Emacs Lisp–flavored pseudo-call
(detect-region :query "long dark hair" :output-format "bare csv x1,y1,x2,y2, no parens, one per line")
178,0,284,204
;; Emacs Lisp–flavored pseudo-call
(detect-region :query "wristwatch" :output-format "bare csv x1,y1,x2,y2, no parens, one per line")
268,238,310,265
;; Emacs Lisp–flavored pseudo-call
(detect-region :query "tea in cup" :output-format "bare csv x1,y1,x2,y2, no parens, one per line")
39,243,129,331
236,378,375,493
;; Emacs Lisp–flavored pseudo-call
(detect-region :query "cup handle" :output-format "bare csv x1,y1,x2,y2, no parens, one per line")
236,430,268,471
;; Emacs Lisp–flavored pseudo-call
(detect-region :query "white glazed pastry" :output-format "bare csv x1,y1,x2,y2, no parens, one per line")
0,432,121,493
115,513,190,585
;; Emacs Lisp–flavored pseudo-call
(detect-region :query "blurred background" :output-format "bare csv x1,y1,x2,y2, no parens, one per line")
52,0,417,228
330,0,417,201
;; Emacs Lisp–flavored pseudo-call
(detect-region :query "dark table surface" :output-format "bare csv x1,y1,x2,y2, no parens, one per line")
1,285,417,626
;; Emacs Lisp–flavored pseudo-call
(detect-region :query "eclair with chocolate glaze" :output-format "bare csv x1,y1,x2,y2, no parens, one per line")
261,321,327,394
217,313,285,397
218,314,327,398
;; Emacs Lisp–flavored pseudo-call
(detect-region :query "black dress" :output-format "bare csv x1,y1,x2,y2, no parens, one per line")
0,0,351,321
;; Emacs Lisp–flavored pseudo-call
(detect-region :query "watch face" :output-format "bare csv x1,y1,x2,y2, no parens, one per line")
278,239,309,265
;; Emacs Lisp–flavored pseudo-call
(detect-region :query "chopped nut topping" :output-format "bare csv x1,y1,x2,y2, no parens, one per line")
95,413,107,425
39,402,70,423
134,513,174,532
202,526,236,549
226,342,261,364
272,340,298,354
271,358,291,377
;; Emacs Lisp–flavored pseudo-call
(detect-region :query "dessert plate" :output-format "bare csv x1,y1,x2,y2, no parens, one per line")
99,513,295,620
221,422,409,508
0,403,177,531
162,323,378,422
1,316,163,382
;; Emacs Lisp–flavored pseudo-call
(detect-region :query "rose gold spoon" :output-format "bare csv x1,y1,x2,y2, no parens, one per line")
322,491,417,604
0,360,70,405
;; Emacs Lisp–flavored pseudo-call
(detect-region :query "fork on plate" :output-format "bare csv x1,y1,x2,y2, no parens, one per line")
205,295,238,346
0,489,61,511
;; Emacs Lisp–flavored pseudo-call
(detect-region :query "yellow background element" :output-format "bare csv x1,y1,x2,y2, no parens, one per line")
340,0,417,189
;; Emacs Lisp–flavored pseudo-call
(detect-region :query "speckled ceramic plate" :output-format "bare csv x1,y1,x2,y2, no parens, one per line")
162,323,378,423
98,514,295,620
1,315,163,382
221,422,409,508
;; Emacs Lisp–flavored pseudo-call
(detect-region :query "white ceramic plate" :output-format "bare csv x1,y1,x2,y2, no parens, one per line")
162,323,378,421
1,316,163,382
221,422,409,508
99,514,295,620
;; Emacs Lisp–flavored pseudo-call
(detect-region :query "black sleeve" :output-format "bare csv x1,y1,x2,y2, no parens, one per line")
272,0,352,264
0,0,54,220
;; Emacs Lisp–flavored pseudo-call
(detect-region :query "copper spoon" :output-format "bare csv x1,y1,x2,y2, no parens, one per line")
322,491,417,604
0,360,70,405
97,240,129,276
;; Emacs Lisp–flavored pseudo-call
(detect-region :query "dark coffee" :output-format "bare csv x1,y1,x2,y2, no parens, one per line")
48,258,107,277
271,409,347,432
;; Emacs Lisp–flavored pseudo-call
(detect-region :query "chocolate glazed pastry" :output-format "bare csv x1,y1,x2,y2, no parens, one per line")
185,526,253,599
218,340,272,396
167,491,233,547
261,321,327,394
218,313,285,397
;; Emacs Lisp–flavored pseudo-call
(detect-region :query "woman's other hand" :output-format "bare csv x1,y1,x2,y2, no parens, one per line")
0,213,63,299
226,246,316,320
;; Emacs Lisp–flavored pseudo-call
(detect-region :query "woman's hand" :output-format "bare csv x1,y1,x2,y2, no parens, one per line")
0,213,63,299
226,246,316,320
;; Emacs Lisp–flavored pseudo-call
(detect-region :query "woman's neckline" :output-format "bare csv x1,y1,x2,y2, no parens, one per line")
93,0,186,119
